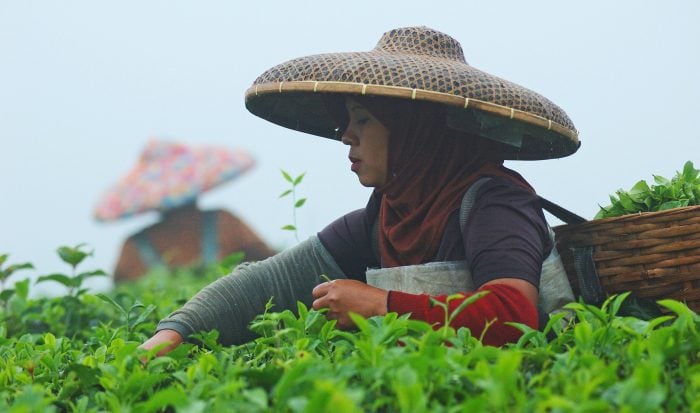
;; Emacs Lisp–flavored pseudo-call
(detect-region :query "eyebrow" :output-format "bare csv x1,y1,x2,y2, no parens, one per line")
346,103,368,113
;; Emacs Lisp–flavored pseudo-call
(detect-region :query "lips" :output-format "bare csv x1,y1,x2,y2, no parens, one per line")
349,156,360,172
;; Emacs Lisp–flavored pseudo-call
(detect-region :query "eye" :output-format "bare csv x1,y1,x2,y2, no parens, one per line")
356,117,369,126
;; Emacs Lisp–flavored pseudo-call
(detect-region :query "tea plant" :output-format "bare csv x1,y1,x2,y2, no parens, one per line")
0,254,33,317
1,247,698,411
0,254,33,291
279,169,307,242
35,244,107,297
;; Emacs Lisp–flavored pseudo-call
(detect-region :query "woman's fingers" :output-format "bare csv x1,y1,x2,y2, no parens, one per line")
310,280,388,329
311,293,327,311
311,280,331,299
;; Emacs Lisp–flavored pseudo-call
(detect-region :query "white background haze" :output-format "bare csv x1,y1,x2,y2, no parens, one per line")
1,1,699,294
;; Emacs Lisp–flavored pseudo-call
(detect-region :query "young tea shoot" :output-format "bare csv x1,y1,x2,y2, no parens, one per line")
279,169,307,242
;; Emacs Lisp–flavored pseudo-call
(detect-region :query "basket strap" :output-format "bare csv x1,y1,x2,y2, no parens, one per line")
571,246,606,304
459,179,587,226
133,231,162,269
538,196,587,225
459,177,492,230
201,210,219,264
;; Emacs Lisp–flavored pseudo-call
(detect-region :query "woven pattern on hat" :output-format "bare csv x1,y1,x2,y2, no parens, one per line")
256,27,572,131
245,26,579,160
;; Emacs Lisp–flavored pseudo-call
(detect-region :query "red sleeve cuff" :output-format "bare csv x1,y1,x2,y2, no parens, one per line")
387,284,538,346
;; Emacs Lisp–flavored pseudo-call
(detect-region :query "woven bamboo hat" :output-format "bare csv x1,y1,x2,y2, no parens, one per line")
94,139,255,221
245,26,579,160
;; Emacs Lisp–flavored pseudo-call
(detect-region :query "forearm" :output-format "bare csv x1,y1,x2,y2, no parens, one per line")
156,236,346,346
139,329,183,356
388,283,538,346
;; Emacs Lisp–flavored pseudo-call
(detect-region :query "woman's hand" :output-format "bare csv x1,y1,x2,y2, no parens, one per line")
311,279,388,329
139,329,183,358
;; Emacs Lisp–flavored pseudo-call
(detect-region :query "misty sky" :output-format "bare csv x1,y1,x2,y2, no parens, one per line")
2,1,699,295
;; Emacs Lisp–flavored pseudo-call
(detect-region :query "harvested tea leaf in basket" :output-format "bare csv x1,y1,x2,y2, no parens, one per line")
595,161,700,219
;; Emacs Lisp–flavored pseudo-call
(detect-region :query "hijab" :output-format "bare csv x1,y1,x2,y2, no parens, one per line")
354,96,534,267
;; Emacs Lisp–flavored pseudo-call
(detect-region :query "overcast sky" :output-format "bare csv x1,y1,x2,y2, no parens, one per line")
2,1,699,295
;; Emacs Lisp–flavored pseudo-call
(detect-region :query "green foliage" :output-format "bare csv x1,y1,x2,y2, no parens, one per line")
0,255,34,316
0,254,34,289
216,251,245,276
596,160,700,218
1,249,699,411
36,244,107,297
279,169,307,242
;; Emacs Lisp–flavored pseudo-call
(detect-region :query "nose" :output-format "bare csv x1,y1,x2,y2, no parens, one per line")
341,129,357,146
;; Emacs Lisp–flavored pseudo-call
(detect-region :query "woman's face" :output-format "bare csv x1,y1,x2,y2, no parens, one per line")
341,98,390,187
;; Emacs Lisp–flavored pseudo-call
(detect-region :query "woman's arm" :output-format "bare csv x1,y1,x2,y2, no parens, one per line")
388,281,538,346
139,328,183,356
146,235,346,350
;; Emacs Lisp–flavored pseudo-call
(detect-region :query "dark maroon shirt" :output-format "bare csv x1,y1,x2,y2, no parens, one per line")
317,176,552,290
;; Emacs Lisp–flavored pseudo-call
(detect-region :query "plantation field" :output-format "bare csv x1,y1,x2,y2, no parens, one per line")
1,246,698,412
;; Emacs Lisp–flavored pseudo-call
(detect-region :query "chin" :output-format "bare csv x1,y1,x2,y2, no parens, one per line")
355,171,384,188
357,175,384,188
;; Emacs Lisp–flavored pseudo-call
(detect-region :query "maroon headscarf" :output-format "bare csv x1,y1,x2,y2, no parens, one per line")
353,96,533,267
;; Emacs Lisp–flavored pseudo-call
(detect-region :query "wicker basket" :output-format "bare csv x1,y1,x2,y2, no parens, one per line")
553,205,700,313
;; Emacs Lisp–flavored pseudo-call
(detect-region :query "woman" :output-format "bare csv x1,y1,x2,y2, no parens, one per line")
112,201,275,282
95,139,275,282
141,26,579,354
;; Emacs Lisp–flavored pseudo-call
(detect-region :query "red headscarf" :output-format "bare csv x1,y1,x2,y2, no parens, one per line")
356,97,533,267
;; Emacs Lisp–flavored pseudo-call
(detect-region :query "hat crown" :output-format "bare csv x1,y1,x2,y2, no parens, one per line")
245,26,579,160
141,140,189,163
373,26,467,63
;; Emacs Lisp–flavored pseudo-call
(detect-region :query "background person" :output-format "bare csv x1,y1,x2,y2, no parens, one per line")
94,138,275,282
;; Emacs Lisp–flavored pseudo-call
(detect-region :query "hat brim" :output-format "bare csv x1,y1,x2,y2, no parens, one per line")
245,50,580,160
94,143,255,221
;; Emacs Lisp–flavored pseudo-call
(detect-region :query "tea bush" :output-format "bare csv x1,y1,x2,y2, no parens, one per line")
1,247,698,412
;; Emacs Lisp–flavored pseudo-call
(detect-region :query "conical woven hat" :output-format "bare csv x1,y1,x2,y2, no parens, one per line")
245,26,579,160
94,139,255,221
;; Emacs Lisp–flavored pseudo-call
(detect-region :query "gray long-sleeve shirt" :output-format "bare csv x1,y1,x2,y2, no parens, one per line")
156,236,345,345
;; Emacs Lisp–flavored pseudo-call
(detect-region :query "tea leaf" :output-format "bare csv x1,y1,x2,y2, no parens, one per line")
597,161,700,218
0,289,14,301
14,278,30,300
36,273,81,288
281,169,294,183
96,293,128,317
293,172,306,186
57,244,91,267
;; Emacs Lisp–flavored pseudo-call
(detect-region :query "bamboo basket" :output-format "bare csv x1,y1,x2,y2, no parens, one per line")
553,205,700,313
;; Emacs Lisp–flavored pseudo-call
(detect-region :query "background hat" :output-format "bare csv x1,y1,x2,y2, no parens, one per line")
245,26,579,160
94,139,255,221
